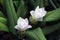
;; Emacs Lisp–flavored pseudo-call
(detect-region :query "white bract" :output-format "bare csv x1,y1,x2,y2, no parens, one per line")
30,6,47,21
15,17,32,31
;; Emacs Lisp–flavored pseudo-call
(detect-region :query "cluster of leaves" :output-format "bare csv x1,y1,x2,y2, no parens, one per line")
0,0,60,40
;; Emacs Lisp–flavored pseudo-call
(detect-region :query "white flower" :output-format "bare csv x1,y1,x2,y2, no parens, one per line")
30,6,47,21
15,17,32,31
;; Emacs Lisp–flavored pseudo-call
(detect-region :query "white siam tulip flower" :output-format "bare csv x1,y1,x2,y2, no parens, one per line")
30,6,47,21
15,17,32,31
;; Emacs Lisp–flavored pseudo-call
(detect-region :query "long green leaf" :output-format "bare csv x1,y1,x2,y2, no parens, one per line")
9,0,18,23
13,1,19,8
3,0,18,35
0,17,7,24
0,11,4,17
42,23,60,35
17,0,27,18
44,8,60,22
0,22,9,32
25,28,46,40
25,31,39,40
33,28,46,40
25,23,60,40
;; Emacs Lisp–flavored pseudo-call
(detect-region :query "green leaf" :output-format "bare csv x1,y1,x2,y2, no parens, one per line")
33,28,46,40
17,0,27,18
26,23,60,39
0,17,7,24
25,31,39,40
44,8,60,22
42,23,60,35
0,22,9,32
0,11,4,17
25,28,46,40
3,0,18,35
13,1,19,8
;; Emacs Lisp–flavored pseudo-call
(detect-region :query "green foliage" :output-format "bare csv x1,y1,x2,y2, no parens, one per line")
0,17,7,24
17,0,27,18
33,28,46,40
13,1,19,8
0,11,4,17
44,8,60,22
0,22,9,32
3,0,18,35
0,0,60,40
25,31,39,40
25,23,60,40
25,28,46,40
42,23,60,35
